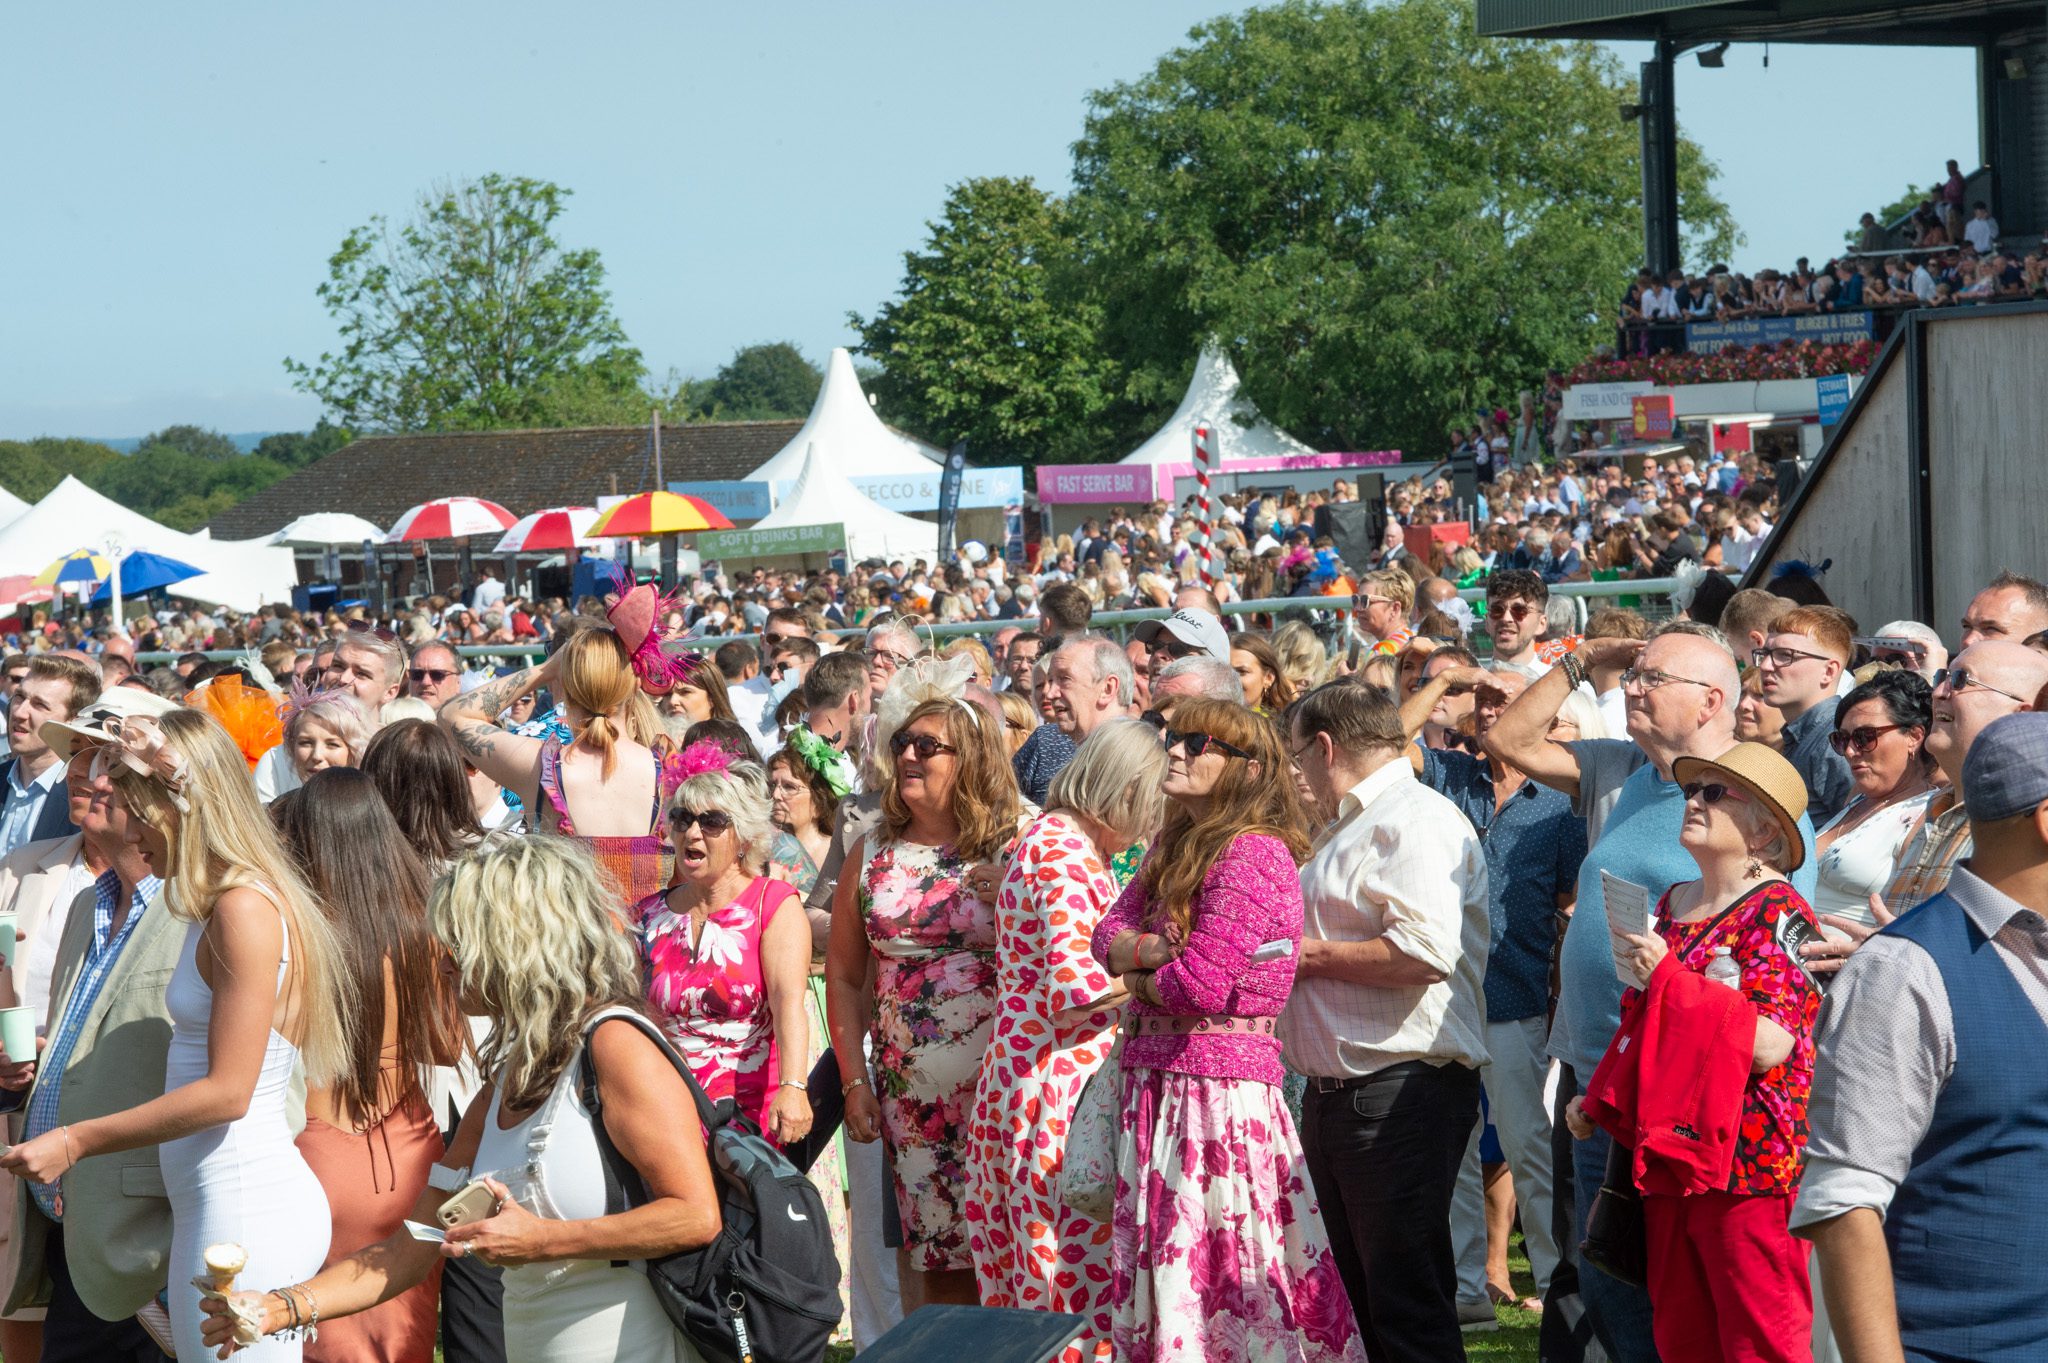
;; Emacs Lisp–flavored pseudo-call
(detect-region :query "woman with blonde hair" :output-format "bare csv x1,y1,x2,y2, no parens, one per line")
967,719,1169,1358
285,689,374,784
632,744,813,1146
1271,619,1330,696
996,690,1037,757
440,625,671,905
201,836,723,1363
3,708,355,1363
827,691,1026,1312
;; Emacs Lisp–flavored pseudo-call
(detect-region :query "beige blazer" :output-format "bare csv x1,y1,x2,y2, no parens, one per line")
4,881,184,1319
0,833,87,1008
0,832,87,1322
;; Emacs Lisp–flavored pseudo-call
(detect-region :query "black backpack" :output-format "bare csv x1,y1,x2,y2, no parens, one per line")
577,1011,843,1363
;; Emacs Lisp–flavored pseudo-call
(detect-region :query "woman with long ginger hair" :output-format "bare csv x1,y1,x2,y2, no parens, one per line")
1,708,356,1363
272,769,468,1363
1092,699,1366,1363
826,693,1026,1313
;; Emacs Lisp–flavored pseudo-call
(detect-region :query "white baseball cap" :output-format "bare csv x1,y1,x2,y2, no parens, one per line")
1134,609,1231,662
42,686,181,763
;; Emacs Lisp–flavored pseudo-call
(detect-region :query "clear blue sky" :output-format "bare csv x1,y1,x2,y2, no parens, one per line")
3,3,1976,440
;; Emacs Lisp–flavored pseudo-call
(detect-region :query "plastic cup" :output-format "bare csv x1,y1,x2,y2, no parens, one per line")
0,1007,33,1065
0,913,16,971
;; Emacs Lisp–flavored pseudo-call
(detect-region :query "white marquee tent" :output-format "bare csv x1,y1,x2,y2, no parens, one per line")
749,444,937,563
1119,344,1318,466
0,476,297,613
745,348,943,486
0,486,28,528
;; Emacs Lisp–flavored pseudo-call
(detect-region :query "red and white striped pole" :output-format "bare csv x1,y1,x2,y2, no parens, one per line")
1192,421,1217,590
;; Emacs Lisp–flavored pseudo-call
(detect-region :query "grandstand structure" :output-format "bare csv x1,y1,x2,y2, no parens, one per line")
1478,0,2048,276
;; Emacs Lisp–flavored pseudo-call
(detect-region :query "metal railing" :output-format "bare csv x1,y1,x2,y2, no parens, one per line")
136,577,1697,667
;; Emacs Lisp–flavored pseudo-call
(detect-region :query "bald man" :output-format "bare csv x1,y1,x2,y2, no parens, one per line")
1485,620,1819,1362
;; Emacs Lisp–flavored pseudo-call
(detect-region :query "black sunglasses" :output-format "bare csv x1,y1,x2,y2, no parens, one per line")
889,731,959,761
670,808,734,835
1139,709,1167,731
1165,730,1255,761
1151,636,1200,660
345,620,398,643
408,667,457,684
1680,781,1747,806
1829,724,1905,755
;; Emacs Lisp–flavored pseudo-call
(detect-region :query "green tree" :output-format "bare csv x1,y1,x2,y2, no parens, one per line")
1066,0,1741,458
689,343,822,421
851,177,1114,466
251,419,354,468
132,424,242,461
1844,183,1934,245
0,438,119,502
288,174,645,431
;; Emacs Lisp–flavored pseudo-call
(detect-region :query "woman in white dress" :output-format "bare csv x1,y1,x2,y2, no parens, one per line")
0,707,355,1362
1809,671,1938,933
201,835,721,1363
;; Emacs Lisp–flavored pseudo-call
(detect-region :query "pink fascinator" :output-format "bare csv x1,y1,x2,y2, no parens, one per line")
600,564,701,696
659,738,736,797
99,715,192,811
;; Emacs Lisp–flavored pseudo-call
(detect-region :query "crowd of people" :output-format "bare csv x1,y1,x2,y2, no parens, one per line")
3,449,2048,1363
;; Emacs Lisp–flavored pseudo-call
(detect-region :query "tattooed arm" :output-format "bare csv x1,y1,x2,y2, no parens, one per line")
437,657,552,812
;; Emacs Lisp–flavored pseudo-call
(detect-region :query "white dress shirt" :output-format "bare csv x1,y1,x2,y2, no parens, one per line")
1281,758,1492,1078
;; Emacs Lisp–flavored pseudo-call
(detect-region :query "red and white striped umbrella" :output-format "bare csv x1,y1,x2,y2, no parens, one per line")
492,506,602,553
384,496,518,542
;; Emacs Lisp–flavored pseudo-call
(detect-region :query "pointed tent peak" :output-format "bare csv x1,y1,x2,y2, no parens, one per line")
1119,343,1318,466
744,348,942,484
751,441,938,564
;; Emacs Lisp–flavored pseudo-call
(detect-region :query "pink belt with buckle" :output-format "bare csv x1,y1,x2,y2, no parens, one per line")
1131,1014,1278,1038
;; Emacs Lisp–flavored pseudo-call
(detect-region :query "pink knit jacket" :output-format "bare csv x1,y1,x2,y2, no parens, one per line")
1090,832,1303,1085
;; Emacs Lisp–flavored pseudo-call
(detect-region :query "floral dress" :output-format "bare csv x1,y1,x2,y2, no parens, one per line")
859,837,998,1272
633,877,799,1136
1634,879,1822,1194
966,813,1121,1360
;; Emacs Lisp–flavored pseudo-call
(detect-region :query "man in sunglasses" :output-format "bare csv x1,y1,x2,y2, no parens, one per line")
1800,640,2048,978
1796,711,2048,1363
405,640,466,712
1754,606,1857,824
1486,620,1818,1363
1484,569,1553,681
1132,607,1230,682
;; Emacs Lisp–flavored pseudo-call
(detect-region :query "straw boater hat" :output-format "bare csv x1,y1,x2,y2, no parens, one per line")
1669,741,1810,872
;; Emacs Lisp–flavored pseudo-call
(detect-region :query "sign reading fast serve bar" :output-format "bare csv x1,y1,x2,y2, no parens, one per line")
694,523,846,559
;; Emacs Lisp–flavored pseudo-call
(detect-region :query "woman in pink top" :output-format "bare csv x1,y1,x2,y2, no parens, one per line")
1092,699,1366,1363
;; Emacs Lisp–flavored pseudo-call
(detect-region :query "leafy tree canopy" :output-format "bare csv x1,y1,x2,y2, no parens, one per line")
1063,0,1740,458
288,174,645,432
251,419,354,469
689,343,822,421
851,177,1114,467
0,439,119,503
133,424,242,461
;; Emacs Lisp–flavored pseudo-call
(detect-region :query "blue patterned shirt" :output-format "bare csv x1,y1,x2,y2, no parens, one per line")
1420,746,1588,1024
0,761,63,861
24,870,161,1219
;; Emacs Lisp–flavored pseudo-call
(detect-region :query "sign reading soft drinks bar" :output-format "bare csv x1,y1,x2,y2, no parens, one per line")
1686,311,1875,355
695,522,846,560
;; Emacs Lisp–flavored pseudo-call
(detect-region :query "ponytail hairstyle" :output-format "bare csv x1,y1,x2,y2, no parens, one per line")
556,625,637,778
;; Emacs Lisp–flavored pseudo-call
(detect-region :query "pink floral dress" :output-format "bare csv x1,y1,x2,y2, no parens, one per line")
633,877,799,1135
860,837,998,1272
966,813,1121,1361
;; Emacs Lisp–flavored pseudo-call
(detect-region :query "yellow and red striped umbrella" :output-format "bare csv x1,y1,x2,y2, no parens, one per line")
588,491,733,538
